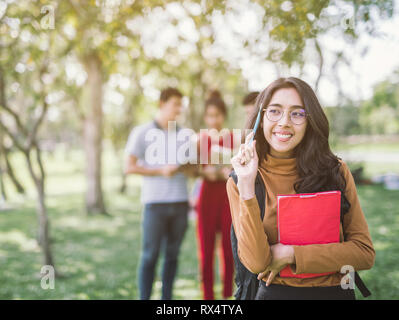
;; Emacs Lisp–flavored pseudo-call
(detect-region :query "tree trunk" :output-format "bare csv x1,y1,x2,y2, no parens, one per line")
25,149,54,268
115,148,127,194
82,53,106,215
0,169,6,201
119,171,127,194
0,128,7,201
36,180,54,266
116,146,127,194
1,55,54,270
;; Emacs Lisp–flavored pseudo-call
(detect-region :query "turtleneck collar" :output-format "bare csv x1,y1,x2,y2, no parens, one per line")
260,153,297,175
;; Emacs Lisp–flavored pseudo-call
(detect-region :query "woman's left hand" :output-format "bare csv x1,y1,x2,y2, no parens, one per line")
257,243,295,286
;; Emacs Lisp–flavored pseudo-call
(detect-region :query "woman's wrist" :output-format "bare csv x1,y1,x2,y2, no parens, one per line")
237,178,256,200
285,245,296,264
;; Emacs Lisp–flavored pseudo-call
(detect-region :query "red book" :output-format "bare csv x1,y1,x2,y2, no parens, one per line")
277,191,341,278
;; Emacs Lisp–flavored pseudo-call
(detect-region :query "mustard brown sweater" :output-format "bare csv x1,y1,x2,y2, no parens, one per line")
226,154,375,287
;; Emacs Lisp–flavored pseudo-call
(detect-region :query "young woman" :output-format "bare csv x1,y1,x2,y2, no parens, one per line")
227,77,375,300
196,90,235,300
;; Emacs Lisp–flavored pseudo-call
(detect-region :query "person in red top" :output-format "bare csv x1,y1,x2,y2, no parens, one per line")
196,90,235,300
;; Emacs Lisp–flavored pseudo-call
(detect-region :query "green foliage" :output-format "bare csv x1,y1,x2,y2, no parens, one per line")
324,71,399,138
359,75,399,135
2,0,396,148
324,105,361,136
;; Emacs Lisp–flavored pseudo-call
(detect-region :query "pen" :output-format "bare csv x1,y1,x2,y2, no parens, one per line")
249,106,262,144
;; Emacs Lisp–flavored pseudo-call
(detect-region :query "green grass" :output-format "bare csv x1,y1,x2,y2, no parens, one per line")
360,162,399,178
0,148,220,300
334,141,399,153
0,147,398,300
332,140,399,178
355,185,399,299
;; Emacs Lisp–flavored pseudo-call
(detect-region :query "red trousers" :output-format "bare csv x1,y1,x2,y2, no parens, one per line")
196,180,234,300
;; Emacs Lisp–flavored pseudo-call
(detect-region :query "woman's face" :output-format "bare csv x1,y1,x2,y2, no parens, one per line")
262,87,307,159
204,105,225,130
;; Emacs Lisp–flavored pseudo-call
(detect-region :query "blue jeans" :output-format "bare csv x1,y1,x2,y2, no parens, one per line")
138,201,188,300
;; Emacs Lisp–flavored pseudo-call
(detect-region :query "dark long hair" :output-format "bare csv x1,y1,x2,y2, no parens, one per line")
205,90,227,116
247,77,350,217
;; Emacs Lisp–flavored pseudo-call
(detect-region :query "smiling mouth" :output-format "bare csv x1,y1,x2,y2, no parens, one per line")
273,132,293,141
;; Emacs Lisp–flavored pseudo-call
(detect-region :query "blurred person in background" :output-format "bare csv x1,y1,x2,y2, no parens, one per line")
124,87,189,300
196,90,235,300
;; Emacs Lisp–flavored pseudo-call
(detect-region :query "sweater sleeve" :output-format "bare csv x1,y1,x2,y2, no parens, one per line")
226,177,272,274
291,161,376,274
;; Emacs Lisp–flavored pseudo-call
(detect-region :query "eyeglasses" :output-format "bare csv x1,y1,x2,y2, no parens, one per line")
263,106,308,125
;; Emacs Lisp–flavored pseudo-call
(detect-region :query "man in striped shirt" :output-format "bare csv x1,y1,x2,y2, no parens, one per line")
125,88,190,300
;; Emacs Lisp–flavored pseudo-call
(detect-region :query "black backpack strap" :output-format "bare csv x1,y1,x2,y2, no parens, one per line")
354,271,371,297
229,170,265,217
229,170,266,300
341,222,371,298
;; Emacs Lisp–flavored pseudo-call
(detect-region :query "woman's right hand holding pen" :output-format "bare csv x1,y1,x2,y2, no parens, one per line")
231,132,258,200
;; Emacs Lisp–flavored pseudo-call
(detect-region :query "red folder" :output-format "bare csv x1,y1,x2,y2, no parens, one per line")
277,190,341,278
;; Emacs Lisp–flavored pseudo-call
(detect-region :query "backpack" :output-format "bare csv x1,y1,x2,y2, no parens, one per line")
229,169,371,299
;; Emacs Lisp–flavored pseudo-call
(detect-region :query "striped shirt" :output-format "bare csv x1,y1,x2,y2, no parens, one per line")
125,120,189,204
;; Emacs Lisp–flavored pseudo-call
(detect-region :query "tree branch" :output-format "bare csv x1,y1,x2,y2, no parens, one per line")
314,39,324,93
33,141,46,184
0,119,26,152
26,60,50,150
0,65,28,136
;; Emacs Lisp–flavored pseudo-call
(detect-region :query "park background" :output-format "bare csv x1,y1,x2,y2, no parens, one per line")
0,0,398,299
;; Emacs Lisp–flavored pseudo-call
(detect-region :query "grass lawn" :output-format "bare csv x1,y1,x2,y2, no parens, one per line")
332,141,399,178
334,141,399,153
0,147,398,300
